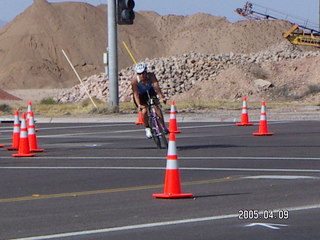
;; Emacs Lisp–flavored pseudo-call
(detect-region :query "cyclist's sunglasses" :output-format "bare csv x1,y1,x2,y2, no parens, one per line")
137,71,146,75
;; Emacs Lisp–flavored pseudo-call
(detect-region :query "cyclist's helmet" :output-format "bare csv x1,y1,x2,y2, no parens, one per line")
135,62,147,74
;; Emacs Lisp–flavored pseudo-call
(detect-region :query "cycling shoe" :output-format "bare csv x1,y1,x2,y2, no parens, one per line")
145,128,152,139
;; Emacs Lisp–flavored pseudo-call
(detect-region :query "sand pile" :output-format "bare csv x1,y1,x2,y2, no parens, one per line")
0,0,298,91
0,20,6,28
0,0,106,90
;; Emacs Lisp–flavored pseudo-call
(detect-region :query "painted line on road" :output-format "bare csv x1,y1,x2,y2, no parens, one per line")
1,123,228,136
37,121,290,137
10,203,320,240
0,123,134,133
0,121,307,139
1,156,320,161
244,175,319,179
1,166,320,173
38,123,134,130
36,123,234,138
38,129,142,138
179,121,290,129
0,176,239,203
244,223,288,230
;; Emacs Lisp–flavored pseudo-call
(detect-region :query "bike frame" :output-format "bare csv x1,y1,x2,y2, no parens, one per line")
146,92,167,149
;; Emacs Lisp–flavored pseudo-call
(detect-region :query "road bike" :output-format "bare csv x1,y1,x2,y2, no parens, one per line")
146,93,168,149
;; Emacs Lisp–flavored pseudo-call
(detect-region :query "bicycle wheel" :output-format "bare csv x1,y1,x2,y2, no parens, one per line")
157,119,168,149
149,118,162,149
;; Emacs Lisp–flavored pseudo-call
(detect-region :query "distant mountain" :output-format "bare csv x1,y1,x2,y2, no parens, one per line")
0,20,7,28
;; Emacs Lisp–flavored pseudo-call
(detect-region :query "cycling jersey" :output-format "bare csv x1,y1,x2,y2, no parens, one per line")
135,73,157,105
137,74,154,94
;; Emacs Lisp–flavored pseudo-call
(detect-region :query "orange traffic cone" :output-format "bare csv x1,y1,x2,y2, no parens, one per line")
252,101,274,136
12,113,34,157
7,110,20,151
236,96,253,126
135,111,144,125
153,132,193,199
26,101,32,127
168,101,181,133
26,101,39,132
28,112,44,152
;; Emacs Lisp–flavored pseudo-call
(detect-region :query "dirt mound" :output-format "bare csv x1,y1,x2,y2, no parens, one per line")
0,0,106,89
0,0,298,90
0,20,6,28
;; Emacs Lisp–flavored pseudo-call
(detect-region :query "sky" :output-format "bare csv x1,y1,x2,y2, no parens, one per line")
0,0,319,29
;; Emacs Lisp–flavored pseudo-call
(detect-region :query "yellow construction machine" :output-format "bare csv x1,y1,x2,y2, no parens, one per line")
236,1,320,47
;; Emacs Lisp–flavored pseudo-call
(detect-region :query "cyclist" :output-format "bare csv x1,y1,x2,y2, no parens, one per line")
131,62,168,138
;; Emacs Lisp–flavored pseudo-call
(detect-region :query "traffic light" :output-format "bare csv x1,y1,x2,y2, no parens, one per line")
117,0,135,25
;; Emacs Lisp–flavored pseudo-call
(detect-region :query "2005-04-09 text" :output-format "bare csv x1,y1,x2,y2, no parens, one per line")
238,209,289,220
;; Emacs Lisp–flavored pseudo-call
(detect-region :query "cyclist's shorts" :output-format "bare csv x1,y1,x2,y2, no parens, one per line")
134,88,157,106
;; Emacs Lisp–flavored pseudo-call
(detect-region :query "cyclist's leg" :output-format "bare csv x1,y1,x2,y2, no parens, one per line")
136,93,150,128
140,105,149,127
154,104,168,132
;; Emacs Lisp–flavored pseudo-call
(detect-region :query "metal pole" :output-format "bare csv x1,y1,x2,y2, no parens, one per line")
108,0,119,112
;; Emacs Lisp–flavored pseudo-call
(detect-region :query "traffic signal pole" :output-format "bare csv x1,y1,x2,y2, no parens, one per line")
107,0,135,112
107,0,119,112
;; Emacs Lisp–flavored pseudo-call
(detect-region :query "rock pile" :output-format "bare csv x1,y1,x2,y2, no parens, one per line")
57,42,320,103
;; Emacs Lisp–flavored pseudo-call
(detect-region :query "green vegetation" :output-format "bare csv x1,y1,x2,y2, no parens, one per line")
40,97,57,105
0,104,12,114
304,84,320,96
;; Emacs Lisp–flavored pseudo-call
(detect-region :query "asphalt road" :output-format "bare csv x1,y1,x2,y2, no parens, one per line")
0,120,319,239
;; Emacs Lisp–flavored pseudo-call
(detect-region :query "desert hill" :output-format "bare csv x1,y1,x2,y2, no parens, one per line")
0,0,297,90
0,20,6,28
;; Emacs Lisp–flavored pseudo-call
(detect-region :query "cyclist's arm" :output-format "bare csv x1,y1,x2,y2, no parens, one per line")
131,77,142,108
150,73,166,102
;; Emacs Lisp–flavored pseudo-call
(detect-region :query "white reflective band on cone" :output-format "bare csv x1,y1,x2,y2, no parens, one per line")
166,159,179,170
170,113,176,119
28,126,36,135
167,141,177,156
170,104,175,112
20,128,27,138
242,101,247,108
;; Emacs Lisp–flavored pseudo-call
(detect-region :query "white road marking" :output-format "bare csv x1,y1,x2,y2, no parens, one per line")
244,175,319,179
1,166,320,174
181,167,320,173
1,156,320,161
36,123,230,138
245,223,288,230
0,123,134,133
38,123,133,130
1,122,231,136
38,130,141,138
10,204,320,240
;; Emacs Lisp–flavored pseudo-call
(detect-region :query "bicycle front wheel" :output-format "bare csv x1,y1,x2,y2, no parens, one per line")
155,118,168,149
149,118,162,149
158,120,168,149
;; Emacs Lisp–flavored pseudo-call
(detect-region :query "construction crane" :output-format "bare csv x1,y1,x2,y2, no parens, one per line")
236,2,320,47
